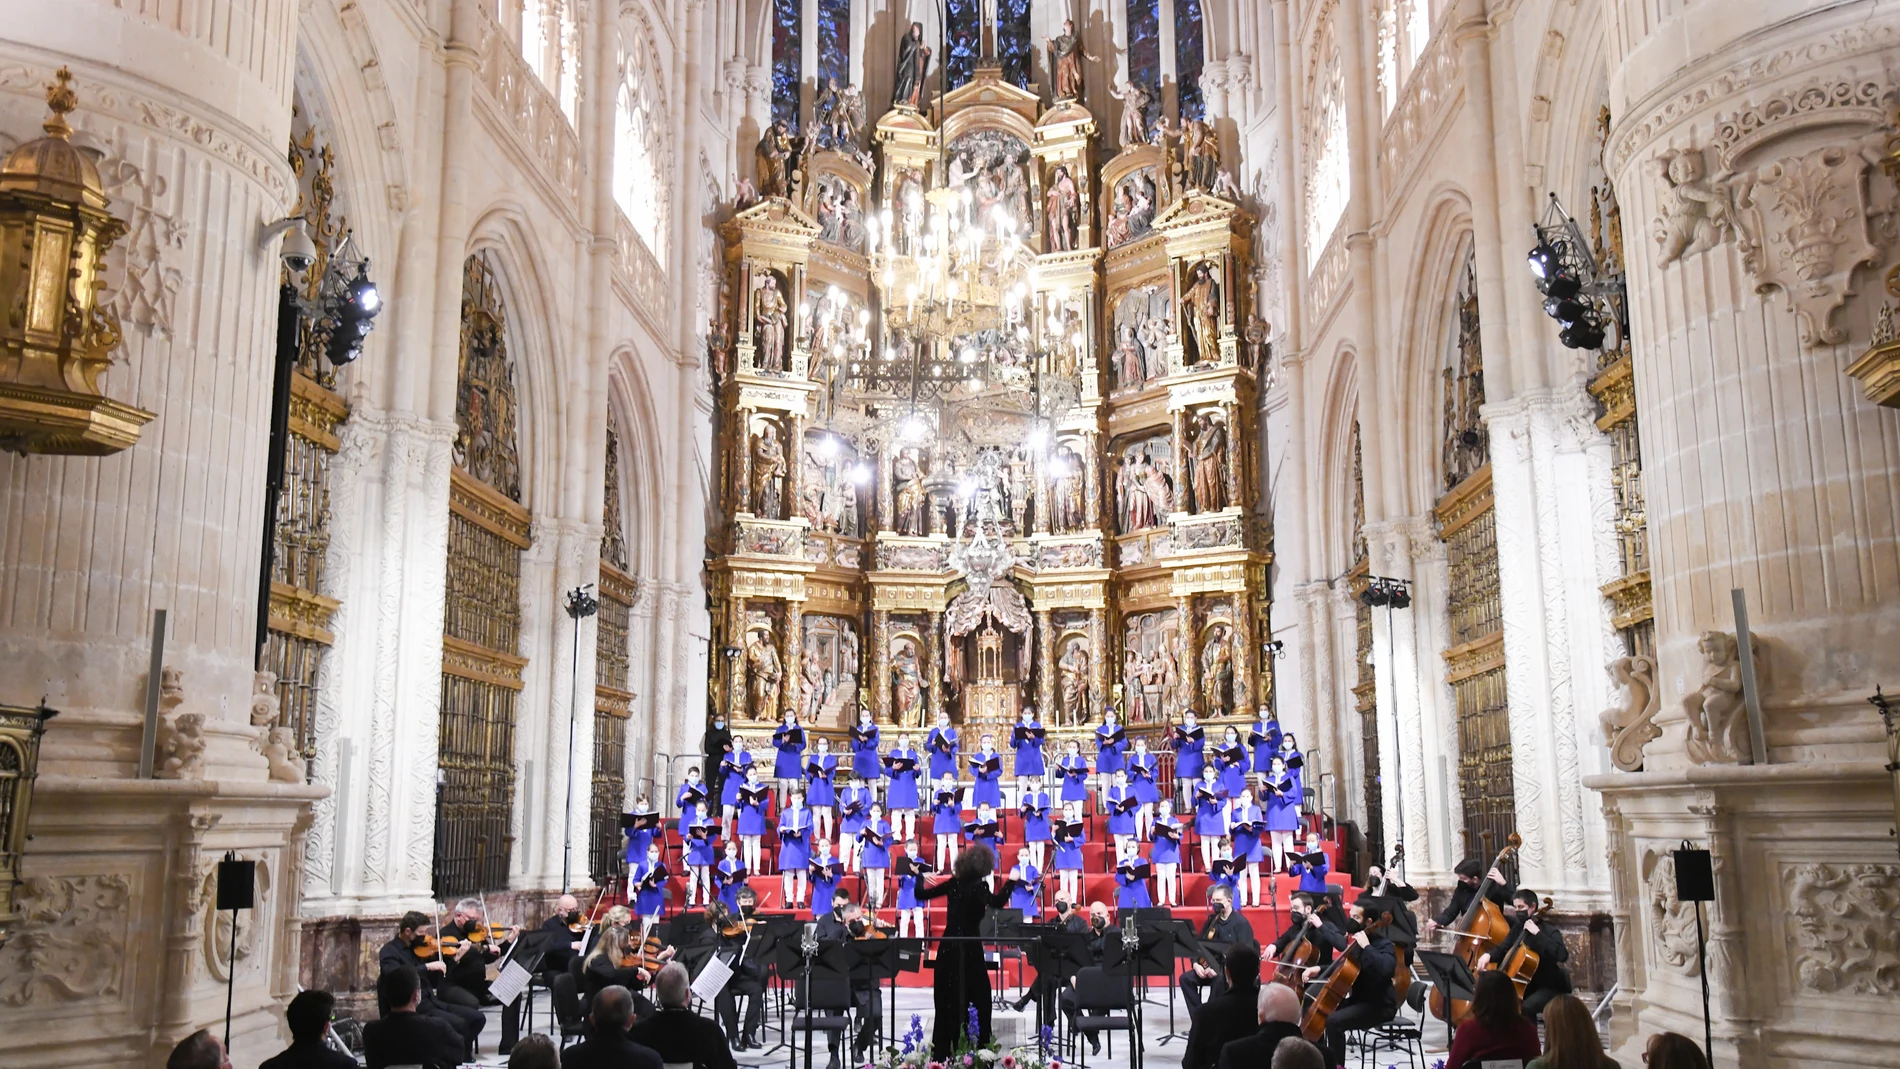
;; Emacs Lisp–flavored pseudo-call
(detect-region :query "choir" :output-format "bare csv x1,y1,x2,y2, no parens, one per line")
639,707,1319,924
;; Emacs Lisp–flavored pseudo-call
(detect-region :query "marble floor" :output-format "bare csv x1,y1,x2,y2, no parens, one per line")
467,986,1456,1069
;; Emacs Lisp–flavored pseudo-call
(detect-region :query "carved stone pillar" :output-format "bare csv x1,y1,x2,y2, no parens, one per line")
871,610,892,722
727,596,748,724
877,443,895,530
1088,606,1108,712
1036,609,1056,723
786,414,807,518
1035,451,1052,533
1171,409,1190,514
926,610,944,721
782,598,804,721
736,409,755,514
1177,595,1199,714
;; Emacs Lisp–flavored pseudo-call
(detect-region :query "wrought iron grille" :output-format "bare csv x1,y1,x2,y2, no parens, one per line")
1452,663,1513,859
1445,507,1500,646
262,629,324,756
436,667,519,898
273,427,333,591
1348,426,1382,862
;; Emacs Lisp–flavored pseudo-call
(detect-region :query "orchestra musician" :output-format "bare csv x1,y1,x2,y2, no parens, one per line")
710,890,766,1049
1366,861,1419,950
1182,884,1256,1015
1269,892,1337,969
812,898,884,1061
436,897,521,1051
1058,902,1116,1054
580,908,662,1014
1424,858,1514,938
1301,891,1400,1069
376,911,484,1054
1478,889,1573,1019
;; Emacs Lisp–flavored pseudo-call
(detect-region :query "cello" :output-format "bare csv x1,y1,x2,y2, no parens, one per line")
1428,832,1520,1026
1375,842,1414,1004
1298,909,1394,1042
1266,909,1324,989
1499,895,1555,997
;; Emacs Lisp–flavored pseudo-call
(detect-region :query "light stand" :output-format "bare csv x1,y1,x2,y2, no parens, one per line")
561,585,599,893
1361,577,1412,865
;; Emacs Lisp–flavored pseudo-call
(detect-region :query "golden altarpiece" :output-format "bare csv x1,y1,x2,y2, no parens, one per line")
707,59,1273,765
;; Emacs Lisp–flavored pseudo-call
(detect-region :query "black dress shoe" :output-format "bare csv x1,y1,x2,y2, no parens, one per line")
1012,995,1032,1012
1087,1034,1102,1056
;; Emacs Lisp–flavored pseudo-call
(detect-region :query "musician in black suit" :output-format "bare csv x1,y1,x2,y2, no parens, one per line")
1011,897,1090,1014
1058,902,1117,1053
1268,893,1337,969
714,890,767,1047
1424,858,1512,935
1182,943,1263,1069
1300,892,1398,1069
536,893,586,974
810,895,882,1065
363,965,467,1069
1182,885,1256,1014
1476,888,1572,1019
375,912,484,1053
1364,865,1419,949
628,962,740,1069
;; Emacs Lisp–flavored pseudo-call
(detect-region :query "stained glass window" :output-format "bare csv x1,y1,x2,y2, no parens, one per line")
771,0,802,128
816,0,850,96
998,0,1033,89
1126,0,1161,105
946,0,980,91
1176,0,1206,120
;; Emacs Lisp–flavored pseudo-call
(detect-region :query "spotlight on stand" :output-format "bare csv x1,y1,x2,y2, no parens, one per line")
1525,192,1625,352
323,260,382,367
1359,576,1413,610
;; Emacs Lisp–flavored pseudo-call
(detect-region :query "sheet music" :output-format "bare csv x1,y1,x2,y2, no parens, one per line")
489,960,532,1006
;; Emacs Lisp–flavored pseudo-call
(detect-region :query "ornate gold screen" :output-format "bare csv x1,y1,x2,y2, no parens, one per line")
435,253,530,899
1348,425,1382,863
592,418,633,884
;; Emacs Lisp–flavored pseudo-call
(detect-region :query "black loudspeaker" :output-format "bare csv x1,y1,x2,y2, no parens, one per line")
216,854,257,912
1673,845,1714,903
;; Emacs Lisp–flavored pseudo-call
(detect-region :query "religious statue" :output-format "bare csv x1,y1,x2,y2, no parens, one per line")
708,318,732,382
802,648,825,720
1201,625,1234,712
1181,119,1219,191
1684,630,1754,764
1045,20,1094,102
1650,147,1731,266
1118,449,1161,531
893,23,932,111
1242,315,1269,375
756,121,794,199
1211,169,1242,202
896,170,925,253
1113,325,1144,390
891,639,924,726
1108,80,1153,148
1045,165,1080,253
1141,449,1173,518
1191,414,1227,513
746,629,783,719
751,422,788,519
754,274,789,372
1182,260,1222,366
893,449,928,535
1051,447,1084,533
1601,654,1661,773
813,77,865,150
1058,640,1090,726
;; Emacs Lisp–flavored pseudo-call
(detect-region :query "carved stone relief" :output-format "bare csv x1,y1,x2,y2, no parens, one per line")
97,154,186,336
1601,654,1661,772
1683,629,1759,765
1643,849,1702,975
0,875,132,1004
1786,862,1900,996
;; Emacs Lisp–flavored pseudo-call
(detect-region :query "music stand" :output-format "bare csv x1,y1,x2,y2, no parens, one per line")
843,940,899,1058
1416,949,1475,1048
984,908,1027,1007
1098,936,1147,1069
1131,910,1176,1011
1158,919,1218,1045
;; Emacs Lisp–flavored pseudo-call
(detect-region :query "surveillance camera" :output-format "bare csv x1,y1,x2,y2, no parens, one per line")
280,224,317,273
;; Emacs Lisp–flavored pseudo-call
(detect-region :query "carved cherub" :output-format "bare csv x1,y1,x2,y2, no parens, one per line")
1211,169,1242,202
1683,630,1754,764
263,726,302,783
1651,148,1731,265
159,712,207,780
1600,654,1660,772
249,670,279,729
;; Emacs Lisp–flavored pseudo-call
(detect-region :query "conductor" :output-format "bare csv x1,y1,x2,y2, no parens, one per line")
914,843,1022,1056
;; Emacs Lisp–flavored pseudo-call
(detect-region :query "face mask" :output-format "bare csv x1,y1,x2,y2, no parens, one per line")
566,911,582,924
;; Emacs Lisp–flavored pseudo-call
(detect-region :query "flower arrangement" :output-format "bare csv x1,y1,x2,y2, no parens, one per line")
859,1014,1062,1069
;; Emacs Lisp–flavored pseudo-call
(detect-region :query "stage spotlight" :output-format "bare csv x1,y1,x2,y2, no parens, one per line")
1543,295,1587,326
1560,317,1606,350
1527,242,1560,285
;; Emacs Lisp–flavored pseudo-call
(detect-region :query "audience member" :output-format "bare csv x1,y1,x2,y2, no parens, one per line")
1526,994,1619,1069
1271,1037,1327,1069
627,963,739,1069
363,965,468,1069
166,1029,231,1069
509,1033,562,1069
1642,1032,1710,1069
1216,984,1305,1069
1446,971,1542,1069
261,990,357,1069
560,985,664,1069
1183,943,1264,1069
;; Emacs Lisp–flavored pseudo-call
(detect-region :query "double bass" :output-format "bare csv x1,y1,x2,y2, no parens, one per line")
1499,896,1555,997
1298,909,1394,1042
1428,832,1520,1026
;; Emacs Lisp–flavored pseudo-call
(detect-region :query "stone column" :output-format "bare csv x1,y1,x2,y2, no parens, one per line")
782,598,805,721
727,596,749,723
1036,609,1057,723
871,610,892,721
1171,408,1191,513
736,410,755,514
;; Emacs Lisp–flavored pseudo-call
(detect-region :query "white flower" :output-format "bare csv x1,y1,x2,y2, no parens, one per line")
978,1052,999,1063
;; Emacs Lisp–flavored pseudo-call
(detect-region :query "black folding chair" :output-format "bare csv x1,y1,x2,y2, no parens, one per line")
548,972,587,1048
791,974,856,1069
1071,966,1140,1069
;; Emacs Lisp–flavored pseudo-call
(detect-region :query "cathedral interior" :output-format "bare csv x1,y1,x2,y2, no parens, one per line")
0,0,1898,1066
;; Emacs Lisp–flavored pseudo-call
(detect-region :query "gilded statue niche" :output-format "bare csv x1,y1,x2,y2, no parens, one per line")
798,615,861,725
1112,429,1175,535
1110,283,1173,394
1122,608,1185,724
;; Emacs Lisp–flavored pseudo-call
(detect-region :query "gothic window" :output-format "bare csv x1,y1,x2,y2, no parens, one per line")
945,0,981,92
1126,0,1162,103
1375,0,1431,116
438,252,532,899
522,0,580,122
997,0,1033,89
1304,16,1350,259
772,0,802,127
816,0,851,94
615,46,671,261
1176,0,1207,120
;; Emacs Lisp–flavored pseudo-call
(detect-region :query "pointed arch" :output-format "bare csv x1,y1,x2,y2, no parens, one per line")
1317,344,1362,579
1391,187,1475,516
464,204,570,515
617,3,675,262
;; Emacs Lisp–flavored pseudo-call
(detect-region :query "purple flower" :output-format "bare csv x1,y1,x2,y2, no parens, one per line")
1039,1025,1055,1057
968,1004,981,1040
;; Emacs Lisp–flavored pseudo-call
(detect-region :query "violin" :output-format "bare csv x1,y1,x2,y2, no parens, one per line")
1499,896,1556,997
409,932,442,960
617,922,674,973
1429,832,1520,1027
1299,910,1393,1042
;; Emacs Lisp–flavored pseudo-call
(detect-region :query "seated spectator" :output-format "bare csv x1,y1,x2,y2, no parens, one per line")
1217,984,1305,1069
560,985,664,1069
1446,971,1542,1069
261,990,357,1069
364,965,467,1069
1526,994,1619,1069
1184,943,1264,1069
509,1033,563,1069
1271,1038,1327,1069
167,1029,231,1069
1642,1032,1710,1069
626,964,738,1069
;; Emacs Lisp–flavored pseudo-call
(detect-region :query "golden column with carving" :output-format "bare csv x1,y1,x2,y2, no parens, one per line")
1171,409,1191,511
1224,401,1244,509
1036,609,1056,720
786,413,807,518
736,409,755,514
1088,607,1108,713
1233,588,1255,712
926,610,944,721
782,597,804,721
1081,431,1101,527
871,609,892,721
727,595,749,722
1177,595,1199,713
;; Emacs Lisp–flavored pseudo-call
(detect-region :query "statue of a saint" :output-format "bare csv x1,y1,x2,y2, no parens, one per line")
893,450,927,535
1045,165,1080,252
813,77,865,149
754,275,789,372
1191,414,1227,513
756,121,793,199
751,423,788,519
891,640,924,726
746,629,784,719
1181,260,1222,366
1058,641,1090,726
893,23,932,110
1045,20,1094,101
1181,119,1219,191
1108,80,1152,148
1201,625,1234,713
1052,447,1084,532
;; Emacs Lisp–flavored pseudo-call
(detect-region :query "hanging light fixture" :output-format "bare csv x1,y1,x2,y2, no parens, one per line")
0,68,154,455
